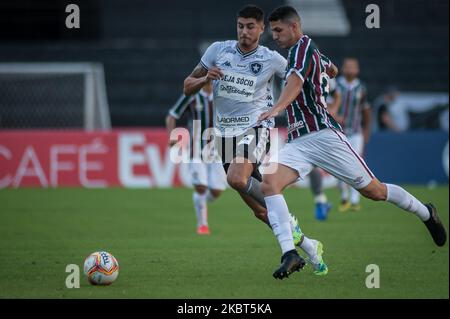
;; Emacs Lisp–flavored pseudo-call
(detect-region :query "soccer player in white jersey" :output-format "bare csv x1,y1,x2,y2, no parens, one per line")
259,6,447,279
184,5,327,274
334,57,371,212
166,81,227,235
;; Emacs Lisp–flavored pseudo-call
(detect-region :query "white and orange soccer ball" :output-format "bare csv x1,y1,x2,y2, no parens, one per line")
83,251,119,285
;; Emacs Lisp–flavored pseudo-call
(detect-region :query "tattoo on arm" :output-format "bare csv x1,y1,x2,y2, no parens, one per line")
190,64,208,78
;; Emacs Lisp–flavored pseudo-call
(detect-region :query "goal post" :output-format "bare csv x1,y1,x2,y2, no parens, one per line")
0,62,111,130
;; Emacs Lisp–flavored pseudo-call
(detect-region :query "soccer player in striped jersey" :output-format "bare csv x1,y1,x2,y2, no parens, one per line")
166,81,227,235
259,5,446,279
335,58,371,212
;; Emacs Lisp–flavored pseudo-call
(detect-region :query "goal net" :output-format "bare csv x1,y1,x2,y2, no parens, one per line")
0,63,111,130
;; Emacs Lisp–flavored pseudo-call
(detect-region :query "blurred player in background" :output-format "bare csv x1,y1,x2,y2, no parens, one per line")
166,81,227,235
308,68,341,221
259,5,447,279
334,58,371,212
183,5,327,275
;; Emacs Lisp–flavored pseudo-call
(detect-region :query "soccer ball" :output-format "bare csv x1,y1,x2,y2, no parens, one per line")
83,251,119,285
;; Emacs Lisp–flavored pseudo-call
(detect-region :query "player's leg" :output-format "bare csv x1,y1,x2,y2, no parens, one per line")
190,161,210,235
338,180,350,212
263,154,328,276
314,128,447,247
262,161,307,279
358,179,446,246
347,133,364,211
205,161,227,202
309,167,331,220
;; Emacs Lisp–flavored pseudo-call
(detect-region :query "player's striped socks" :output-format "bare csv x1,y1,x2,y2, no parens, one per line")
385,184,430,221
193,192,208,226
265,194,296,254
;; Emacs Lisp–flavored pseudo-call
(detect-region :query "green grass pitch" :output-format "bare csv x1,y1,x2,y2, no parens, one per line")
0,186,448,298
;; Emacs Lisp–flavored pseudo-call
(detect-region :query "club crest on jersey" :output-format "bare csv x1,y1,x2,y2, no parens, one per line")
250,62,263,75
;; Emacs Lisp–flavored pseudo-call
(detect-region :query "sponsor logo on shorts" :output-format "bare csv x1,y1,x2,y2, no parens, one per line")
353,176,364,185
217,116,250,124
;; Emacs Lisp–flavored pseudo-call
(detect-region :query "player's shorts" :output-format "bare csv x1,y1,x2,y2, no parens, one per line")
214,126,270,178
271,128,375,189
189,161,227,190
347,132,364,155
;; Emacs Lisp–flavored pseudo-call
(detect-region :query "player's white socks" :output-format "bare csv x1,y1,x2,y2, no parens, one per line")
385,184,430,221
265,194,296,254
314,193,328,204
193,192,208,226
298,236,316,258
338,180,349,201
350,188,360,205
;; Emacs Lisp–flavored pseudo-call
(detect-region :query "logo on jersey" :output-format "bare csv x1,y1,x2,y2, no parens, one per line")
250,62,263,75
221,61,232,67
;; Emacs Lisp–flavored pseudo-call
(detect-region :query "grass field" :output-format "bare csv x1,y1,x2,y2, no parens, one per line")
0,186,448,299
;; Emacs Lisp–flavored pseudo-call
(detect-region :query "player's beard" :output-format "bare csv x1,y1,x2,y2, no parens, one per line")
239,36,257,50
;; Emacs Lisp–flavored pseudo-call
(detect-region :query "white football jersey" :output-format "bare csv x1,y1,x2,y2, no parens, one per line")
201,40,287,137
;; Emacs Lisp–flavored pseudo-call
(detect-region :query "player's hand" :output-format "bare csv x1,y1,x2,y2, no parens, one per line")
258,105,283,123
205,67,223,81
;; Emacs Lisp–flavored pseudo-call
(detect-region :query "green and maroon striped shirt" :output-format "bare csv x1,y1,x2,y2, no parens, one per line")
336,76,369,135
168,90,214,150
285,35,342,142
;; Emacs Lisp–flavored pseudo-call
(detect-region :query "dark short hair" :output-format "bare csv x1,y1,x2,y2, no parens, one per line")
237,4,264,22
268,5,300,22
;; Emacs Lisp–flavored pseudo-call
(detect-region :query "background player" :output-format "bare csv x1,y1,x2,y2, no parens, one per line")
334,57,371,212
166,81,227,235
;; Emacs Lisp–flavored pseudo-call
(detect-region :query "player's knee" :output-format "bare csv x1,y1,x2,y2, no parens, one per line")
194,185,207,194
226,174,247,192
209,189,222,199
359,184,387,201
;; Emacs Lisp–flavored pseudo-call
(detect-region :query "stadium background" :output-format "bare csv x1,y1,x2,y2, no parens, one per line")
0,0,448,299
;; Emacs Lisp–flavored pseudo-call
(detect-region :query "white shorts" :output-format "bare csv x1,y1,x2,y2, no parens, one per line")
347,132,364,156
272,128,375,189
189,161,228,190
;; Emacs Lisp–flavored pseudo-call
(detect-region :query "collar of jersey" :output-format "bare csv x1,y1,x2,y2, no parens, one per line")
290,34,310,51
236,44,260,58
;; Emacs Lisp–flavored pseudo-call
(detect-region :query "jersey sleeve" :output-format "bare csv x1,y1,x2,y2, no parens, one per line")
200,41,222,70
272,50,288,78
168,94,194,119
286,37,314,82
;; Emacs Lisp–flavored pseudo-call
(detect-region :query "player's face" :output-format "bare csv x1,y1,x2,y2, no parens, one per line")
342,59,360,79
269,20,296,49
237,17,264,49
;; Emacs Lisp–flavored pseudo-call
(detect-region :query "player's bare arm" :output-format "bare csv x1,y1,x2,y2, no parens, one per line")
362,107,372,144
258,73,303,121
326,63,338,79
183,64,223,95
327,90,341,117
165,115,178,147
